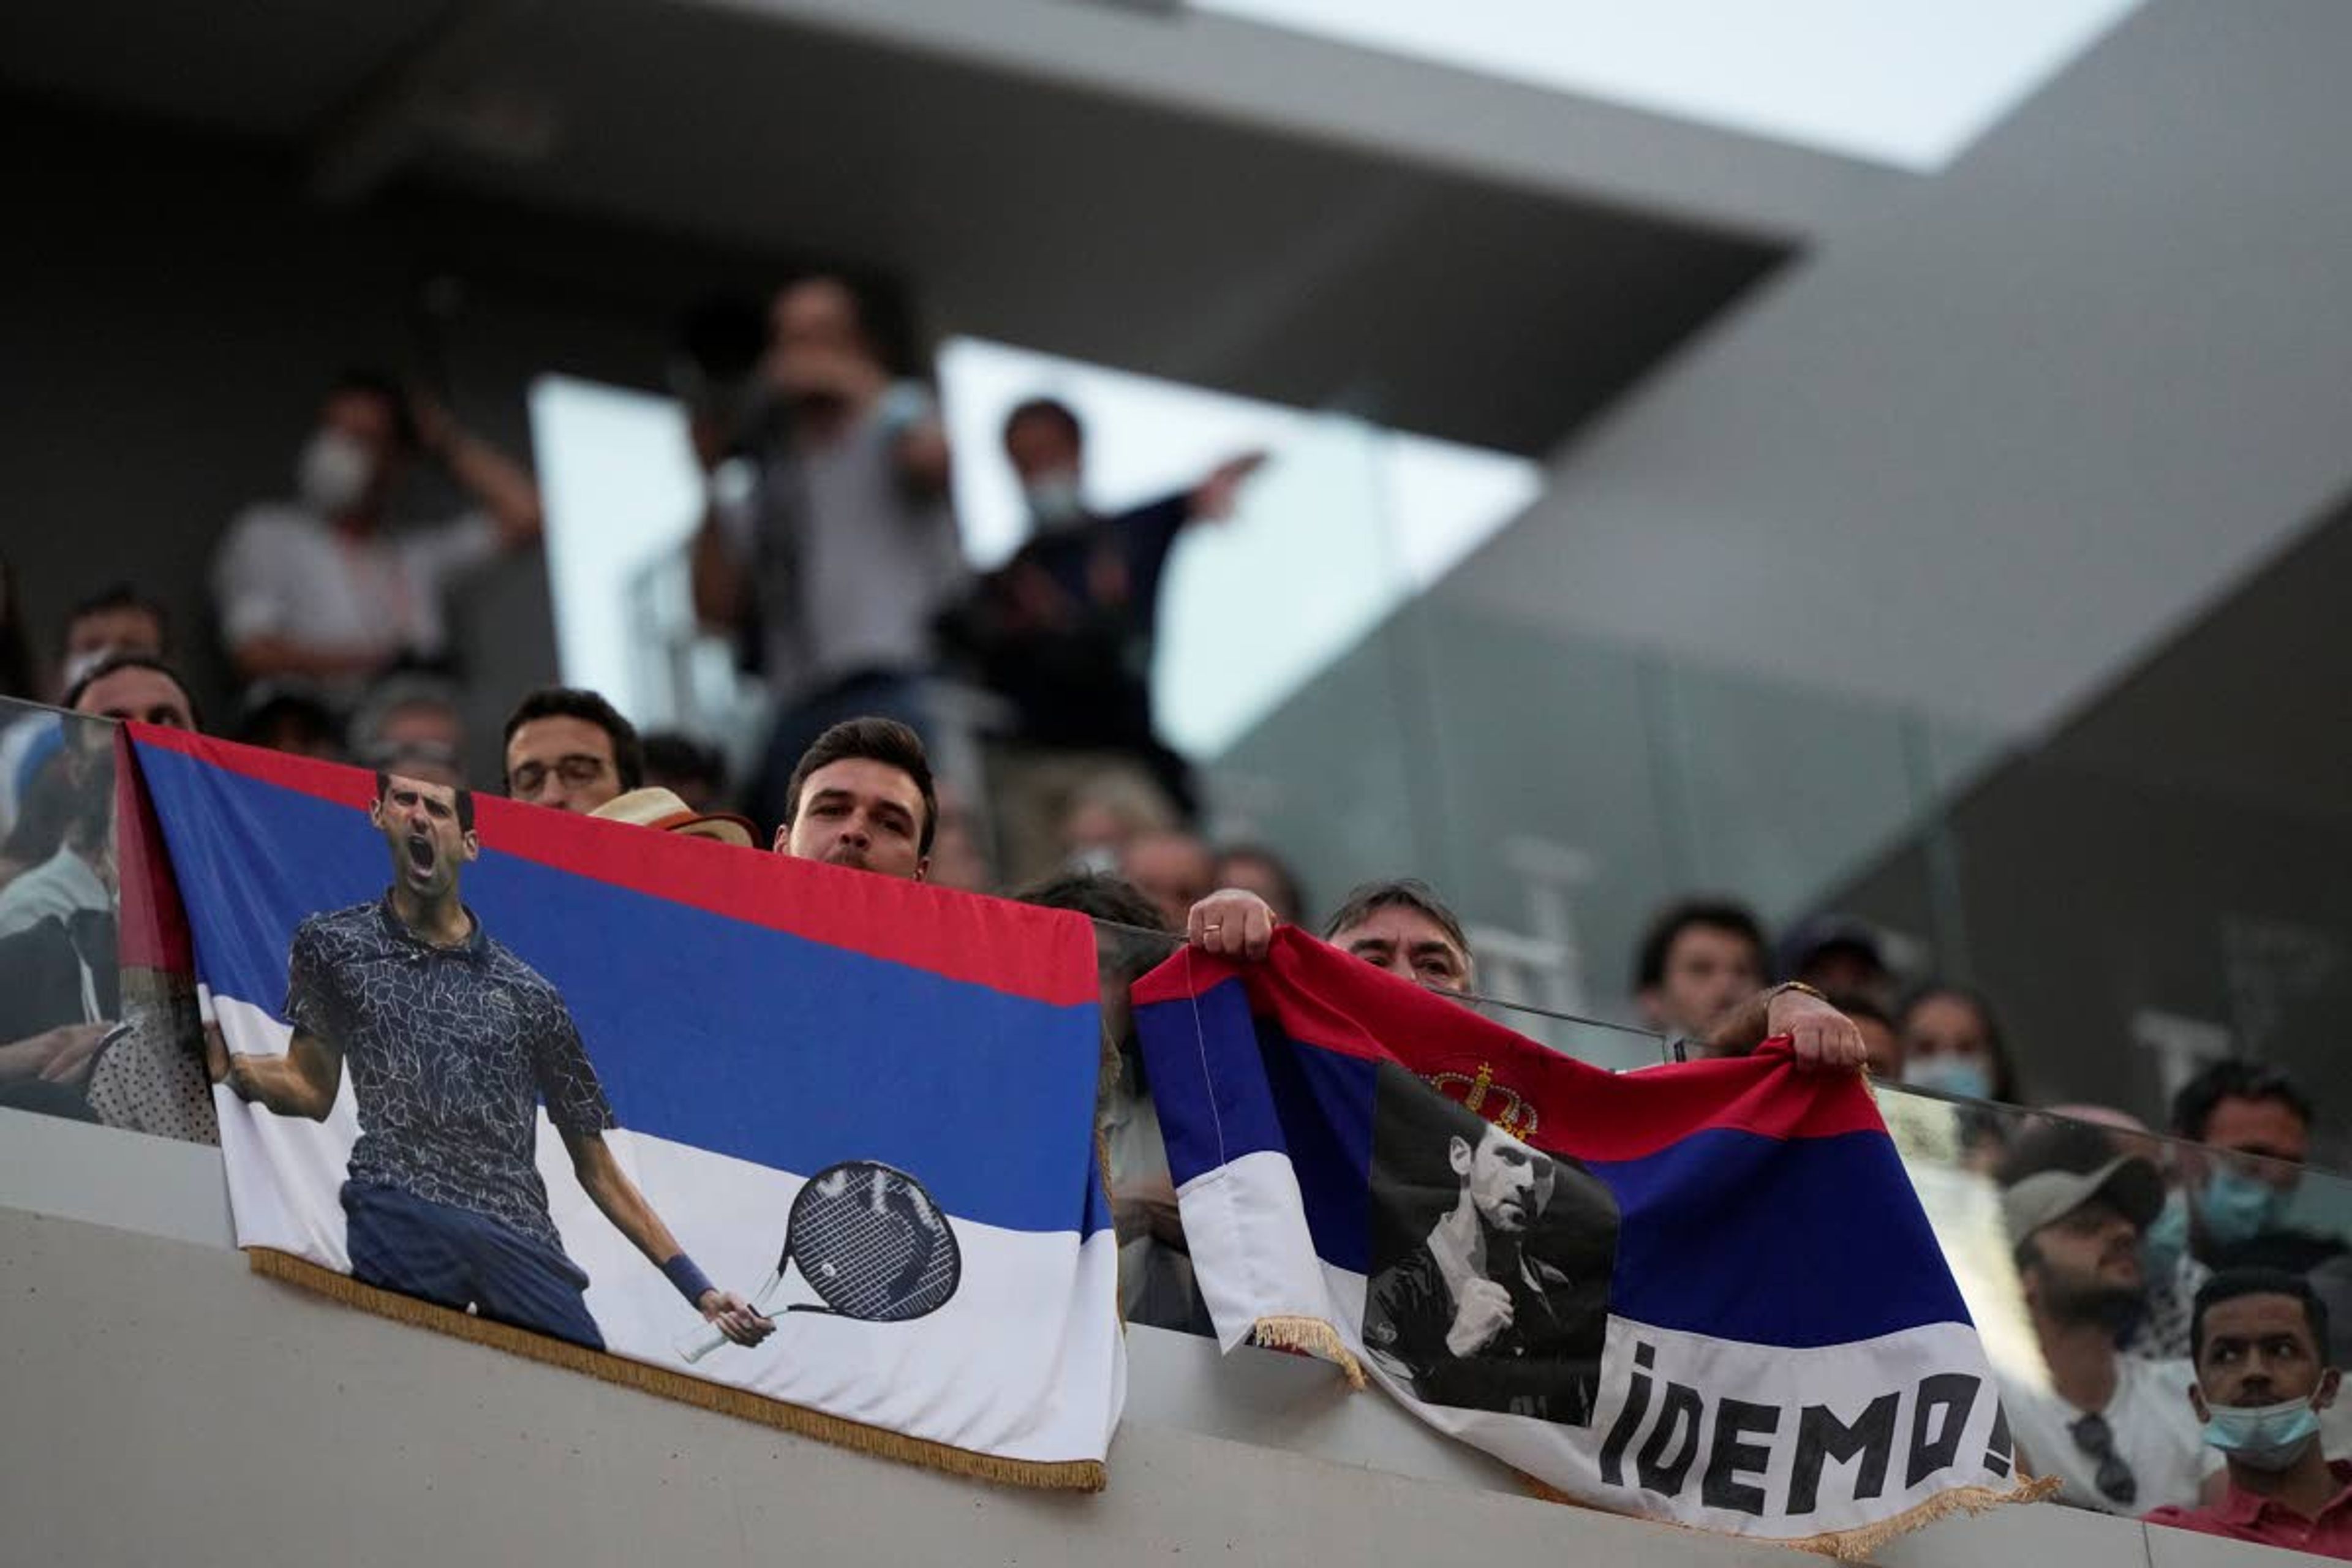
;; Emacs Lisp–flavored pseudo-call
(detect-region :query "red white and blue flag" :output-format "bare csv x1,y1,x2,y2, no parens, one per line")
1134,929,2036,1550
130,728,1120,1489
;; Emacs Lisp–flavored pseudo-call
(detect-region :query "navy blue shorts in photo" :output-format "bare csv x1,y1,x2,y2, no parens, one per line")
342,1182,606,1352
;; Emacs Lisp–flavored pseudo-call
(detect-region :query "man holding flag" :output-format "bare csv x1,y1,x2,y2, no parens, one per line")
1137,891,2037,1550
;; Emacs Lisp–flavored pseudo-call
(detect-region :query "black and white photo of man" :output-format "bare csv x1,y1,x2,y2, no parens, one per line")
1363,1076,1616,1425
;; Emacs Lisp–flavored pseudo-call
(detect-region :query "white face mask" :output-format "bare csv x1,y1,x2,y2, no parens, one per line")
297,428,377,516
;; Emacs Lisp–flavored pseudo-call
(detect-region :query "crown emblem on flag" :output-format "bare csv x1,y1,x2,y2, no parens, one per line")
1423,1061,1539,1140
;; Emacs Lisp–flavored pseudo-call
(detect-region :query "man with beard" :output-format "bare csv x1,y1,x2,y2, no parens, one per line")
771,717,934,881
1363,1112,1608,1424
210,771,771,1354
1998,1154,2214,1513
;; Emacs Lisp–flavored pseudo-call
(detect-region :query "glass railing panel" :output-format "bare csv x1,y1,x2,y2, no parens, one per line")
1872,1079,2352,1531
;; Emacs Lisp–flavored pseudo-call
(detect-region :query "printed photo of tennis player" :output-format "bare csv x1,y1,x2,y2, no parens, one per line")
206,771,772,1353
1361,1066,1618,1425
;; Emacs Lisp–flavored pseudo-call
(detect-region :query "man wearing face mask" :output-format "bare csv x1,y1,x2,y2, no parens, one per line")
212,372,543,699
2147,1062,2340,1286
2145,1270,2351,1556
940,397,1265,884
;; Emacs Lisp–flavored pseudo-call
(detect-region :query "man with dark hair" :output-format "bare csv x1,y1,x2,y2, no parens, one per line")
502,687,643,815
1363,1102,1611,1425
240,688,345,763
213,372,543,696
1632,898,1768,1043
1017,870,1201,1331
941,398,1266,883
2146,1269,2350,1555
64,654,198,731
208,769,770,1354
772,716,936,881
1774,913,1892,1008
1996,1152,2211,1513
2157,1060,2333,1276
59,584,167,695
641,731,729,813
1319,878,1478,998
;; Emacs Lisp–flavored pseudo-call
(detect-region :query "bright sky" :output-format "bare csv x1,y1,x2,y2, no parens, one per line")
1193,0,2143,171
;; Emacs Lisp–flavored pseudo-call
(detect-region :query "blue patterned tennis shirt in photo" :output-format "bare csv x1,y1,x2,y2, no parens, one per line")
284,894,613,1253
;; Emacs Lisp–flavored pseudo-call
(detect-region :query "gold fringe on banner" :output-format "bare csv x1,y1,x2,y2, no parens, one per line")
247,1248,1107,1493
1519,1471,2060,1560
1782,1476,2061,1561
1250,1314,1366,1389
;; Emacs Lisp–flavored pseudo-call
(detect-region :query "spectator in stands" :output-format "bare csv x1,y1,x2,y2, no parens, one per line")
1998,1150,2211,1514
213,372,542,696
1017,869,1203,1333
1196,877,1864,1067
1122,828,1216,931
1058,767,1180,876
58,583,167,695
1632,898,1768,1044
690,275,962,829
587,788,756,848
64,655,197,731
2007,1117,2207,1363
1213,844,1305,928
640,731,729,814
1894,984,2020,1104
352,676,466,788
239,688,345,763
0,693,121,940
922,779,992,893
2146,1270,2350,1556
941,398,1263,881
1318,878,1477,998
771,717,934,883
1775,913,1895,1007
502,688,641,815
1833,993,1900,1079
2157,1061,2337,1277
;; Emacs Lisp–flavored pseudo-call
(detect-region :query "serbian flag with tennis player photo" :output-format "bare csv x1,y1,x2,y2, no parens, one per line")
127,726,1121,1490
1132,930,2047,1555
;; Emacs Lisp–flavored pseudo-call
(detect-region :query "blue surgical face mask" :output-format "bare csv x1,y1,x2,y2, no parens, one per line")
2142,1191,2190,1283
2202,1395,2323,1471
1901,1054,1992,1102
2199,1166,2288,1248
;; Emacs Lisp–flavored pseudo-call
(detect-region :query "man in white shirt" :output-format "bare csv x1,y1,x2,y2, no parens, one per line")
1999,1155,2216,1514
212,372,542,698
689,277,963,826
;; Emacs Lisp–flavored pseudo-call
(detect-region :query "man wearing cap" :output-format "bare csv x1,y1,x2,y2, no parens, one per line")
589,788,757,849
1999,1153,2214,1514
2146,1268,2351,1557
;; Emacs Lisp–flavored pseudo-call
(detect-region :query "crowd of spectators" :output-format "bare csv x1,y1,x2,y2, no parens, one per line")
1,267,2346,1551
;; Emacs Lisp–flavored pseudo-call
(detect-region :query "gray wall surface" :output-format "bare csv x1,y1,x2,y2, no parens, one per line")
0,1115,2310,1568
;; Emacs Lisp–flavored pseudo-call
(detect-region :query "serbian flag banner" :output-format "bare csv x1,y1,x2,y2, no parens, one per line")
130,728,1120,1490
1133,930,2045,1553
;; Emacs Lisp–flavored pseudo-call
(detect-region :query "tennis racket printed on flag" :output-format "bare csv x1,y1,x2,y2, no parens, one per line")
679,1159,963,1363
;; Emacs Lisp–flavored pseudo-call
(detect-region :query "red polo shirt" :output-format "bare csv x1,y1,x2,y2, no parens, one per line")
2146,1460,2352,1559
